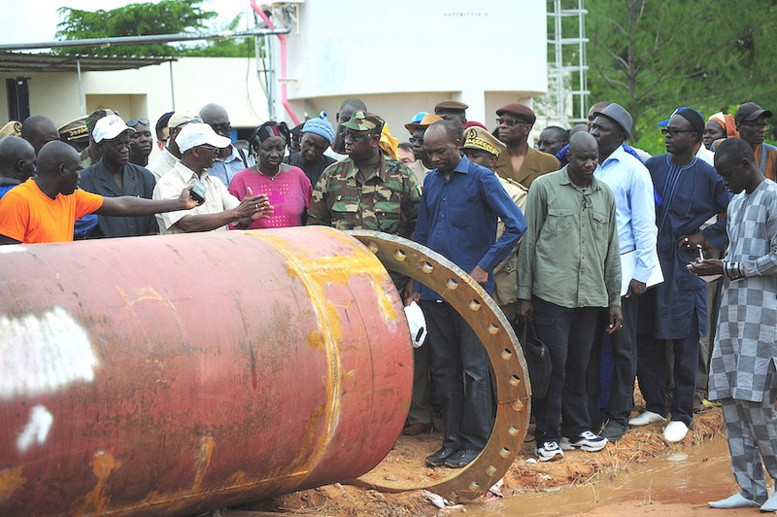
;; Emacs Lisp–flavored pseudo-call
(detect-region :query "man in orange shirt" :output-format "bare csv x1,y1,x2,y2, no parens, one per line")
0,141,200,244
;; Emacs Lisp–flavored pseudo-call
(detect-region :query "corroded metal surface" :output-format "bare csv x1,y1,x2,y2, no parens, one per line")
350,230,531,502
0,227,412,516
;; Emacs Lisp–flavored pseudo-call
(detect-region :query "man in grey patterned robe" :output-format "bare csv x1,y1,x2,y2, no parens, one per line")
689,137,777,511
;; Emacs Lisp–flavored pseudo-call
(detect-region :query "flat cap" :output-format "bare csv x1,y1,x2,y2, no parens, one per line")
435,100,469,112
496,103,536,124
735,102,773,125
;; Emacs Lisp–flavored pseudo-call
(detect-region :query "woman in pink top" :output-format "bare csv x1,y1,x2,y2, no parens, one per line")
229,121,312,229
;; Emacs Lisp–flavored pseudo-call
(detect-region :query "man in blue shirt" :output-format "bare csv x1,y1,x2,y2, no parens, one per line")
407,120,526,468
200,104,253,187
633,108,731,443
588,104,659,441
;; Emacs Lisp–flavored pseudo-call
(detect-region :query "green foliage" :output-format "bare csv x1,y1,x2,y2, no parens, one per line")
55,0,254,58
585,0,777,154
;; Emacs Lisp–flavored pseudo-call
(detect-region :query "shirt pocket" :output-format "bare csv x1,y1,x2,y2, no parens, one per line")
669,192,692,219
592,210,609,241
331,198,359,229
545,208,574,237
375,202,402,233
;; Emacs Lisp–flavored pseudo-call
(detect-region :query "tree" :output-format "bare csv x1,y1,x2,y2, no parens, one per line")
55,0,253,58
586,0,777,154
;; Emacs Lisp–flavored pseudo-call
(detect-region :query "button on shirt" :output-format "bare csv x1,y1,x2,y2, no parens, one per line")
414,155,527,300
517,166,621,309
152,161,240,234
595,145,658,283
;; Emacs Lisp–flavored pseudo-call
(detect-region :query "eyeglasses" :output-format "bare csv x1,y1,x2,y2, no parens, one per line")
340,131,374,143
661,128,694,137
496,117,527,127
409,136,423,145
198,145,220,153
127,118,149,127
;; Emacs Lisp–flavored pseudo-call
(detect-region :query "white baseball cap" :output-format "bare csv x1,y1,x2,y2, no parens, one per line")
176,122,231,153
404,301,427,348
92,115,134,143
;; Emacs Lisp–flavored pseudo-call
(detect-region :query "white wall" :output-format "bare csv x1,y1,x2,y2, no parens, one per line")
278,0,548,136
1,57,269,135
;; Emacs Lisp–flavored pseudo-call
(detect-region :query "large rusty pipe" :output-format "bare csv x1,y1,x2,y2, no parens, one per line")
0,227,412,516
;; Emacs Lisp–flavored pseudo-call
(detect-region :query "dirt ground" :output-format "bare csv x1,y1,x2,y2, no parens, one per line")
235,394,726,516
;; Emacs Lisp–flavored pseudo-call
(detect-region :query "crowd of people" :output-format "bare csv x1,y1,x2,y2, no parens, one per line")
0,96,775,510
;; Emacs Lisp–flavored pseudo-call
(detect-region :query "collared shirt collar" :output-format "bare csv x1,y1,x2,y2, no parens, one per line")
215,145,239,164
558,164,601,191
345,153,387,182
173,160,208,182
433,155,470,177
601,144,628,166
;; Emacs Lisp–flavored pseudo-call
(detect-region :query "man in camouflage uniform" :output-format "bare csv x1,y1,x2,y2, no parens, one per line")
308,111,420,238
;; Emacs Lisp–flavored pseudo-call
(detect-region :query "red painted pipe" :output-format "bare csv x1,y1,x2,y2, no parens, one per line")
0,227,412,516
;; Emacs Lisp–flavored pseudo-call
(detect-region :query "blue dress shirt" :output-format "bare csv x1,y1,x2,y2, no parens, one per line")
414,155,527,300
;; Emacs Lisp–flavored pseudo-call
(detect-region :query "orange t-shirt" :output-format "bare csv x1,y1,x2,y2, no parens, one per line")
0,178,104,243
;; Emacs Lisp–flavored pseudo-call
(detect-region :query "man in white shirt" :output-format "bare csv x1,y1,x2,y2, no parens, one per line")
152,123,272,234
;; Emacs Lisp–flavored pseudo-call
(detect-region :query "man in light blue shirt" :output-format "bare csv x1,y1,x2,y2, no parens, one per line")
588,103,659,441
200,103,254,187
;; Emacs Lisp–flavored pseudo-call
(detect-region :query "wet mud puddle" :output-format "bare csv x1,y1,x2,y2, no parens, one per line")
453,435,761,516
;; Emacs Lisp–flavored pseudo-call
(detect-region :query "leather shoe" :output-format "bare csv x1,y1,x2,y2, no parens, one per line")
444,448,480,468
426,447,457,467
403,422,433,436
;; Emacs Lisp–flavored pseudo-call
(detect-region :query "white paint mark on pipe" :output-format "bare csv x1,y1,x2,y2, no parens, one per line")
0,245,27,254
0,307,99,399
17,404,53,453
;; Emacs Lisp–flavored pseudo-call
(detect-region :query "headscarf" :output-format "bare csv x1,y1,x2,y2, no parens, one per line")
379,122,399,161
708,112,739,138
250,121,290,154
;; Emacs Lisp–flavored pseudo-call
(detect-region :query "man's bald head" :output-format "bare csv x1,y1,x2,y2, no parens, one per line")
199,103,231,138
36,141,79,178
0,136,36,182
21,115,60,155
569,131,598,153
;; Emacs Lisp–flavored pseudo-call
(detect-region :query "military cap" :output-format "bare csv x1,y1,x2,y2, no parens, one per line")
435,100,469,112
496,103,536,125
461,126,506,157
0,120,22,139
58,116,89,145
342,111,384,132
405,113,442,133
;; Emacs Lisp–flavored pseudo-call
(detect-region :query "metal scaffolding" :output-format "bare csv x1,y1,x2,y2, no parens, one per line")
546,0,589,126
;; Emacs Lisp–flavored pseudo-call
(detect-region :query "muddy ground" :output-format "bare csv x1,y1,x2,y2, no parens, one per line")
231,394,727,516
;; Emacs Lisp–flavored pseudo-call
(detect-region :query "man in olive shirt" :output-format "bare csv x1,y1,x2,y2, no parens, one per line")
517,132,622,462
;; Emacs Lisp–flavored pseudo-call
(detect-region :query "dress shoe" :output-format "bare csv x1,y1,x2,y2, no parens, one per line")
601,420,626,441
444,448,480,468
403,422,433,436
663,420,689,442
426,447,457,467
628,410,666,427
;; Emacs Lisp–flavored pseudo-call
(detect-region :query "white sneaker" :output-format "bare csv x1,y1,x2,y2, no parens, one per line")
629,410,666,427
663,420,689,442
560,431,608,452
537,441,564,462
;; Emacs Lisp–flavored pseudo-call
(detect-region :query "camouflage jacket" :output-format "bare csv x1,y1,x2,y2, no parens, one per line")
308,154,420,237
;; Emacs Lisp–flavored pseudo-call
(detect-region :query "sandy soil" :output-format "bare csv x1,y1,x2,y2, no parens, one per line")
233,399,727,516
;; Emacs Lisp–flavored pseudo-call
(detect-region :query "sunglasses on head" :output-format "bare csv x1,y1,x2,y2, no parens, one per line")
127,118,150,127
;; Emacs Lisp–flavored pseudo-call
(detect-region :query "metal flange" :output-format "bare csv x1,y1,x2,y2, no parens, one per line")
349,230,531,502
